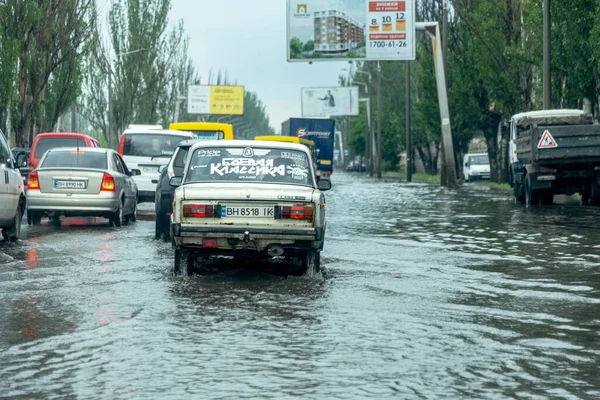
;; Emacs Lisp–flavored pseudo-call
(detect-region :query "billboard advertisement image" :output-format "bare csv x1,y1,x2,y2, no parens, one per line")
187,85,244,115
287,0,415,62
301,86,359,117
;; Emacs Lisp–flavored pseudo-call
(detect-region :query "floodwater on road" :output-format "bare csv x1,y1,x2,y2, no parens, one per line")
1,173,599,399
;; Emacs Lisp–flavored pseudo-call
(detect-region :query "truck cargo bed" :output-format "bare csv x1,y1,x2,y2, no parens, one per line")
516,124,600,165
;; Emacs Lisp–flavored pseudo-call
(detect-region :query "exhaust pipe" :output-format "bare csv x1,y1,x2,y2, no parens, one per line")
267,244,285,257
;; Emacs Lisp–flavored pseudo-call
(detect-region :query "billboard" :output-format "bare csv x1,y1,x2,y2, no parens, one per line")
287,0,415,62
301,86,359,117
187,85,244,115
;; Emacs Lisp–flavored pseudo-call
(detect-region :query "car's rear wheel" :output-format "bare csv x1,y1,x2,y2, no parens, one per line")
28,210,42,225
130,201,138,222
186,250,195,276
111,201,123,227
155,213,169,239
291,251,320,276
174,248,183,275
3,204,22,242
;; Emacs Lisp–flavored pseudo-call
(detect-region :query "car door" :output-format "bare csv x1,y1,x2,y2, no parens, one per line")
113,153,136,213
0,131,18,220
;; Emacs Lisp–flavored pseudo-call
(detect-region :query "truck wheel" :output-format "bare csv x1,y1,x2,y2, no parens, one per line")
541,192,554,205
525,176,540,207
513,183,525,204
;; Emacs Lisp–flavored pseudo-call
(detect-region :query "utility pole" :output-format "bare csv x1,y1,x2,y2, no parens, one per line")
71,105,77,132
406,61,412,183
376,61,382,179
543,0,551,109
108,69,113,148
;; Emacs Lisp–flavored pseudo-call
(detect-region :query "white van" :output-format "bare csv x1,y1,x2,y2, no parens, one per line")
118,127,192,203
463,153,491,182
0,130,25,242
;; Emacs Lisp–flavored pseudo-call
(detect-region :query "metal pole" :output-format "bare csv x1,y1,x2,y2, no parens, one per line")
543,0,551,109
71,105,77,132
108,68,113,148
376,61,382,179
174,94,180,123
406,61,412,183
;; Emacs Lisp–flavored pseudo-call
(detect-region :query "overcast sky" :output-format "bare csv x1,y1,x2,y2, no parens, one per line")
168,0,353,131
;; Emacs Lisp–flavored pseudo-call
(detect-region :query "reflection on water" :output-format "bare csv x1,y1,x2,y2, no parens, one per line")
0,173,599,398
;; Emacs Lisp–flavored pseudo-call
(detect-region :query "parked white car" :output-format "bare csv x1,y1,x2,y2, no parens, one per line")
118,127,192,203
0,130,26,242
464,153,491,182
170,140,331,276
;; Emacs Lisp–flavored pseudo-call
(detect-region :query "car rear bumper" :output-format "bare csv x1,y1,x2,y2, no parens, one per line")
172,224,325,251
27,192,119,213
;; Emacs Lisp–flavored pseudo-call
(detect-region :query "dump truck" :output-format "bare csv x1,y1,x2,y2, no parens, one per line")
509,109,600,206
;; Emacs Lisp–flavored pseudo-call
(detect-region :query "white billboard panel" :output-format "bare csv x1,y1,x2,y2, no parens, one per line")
302,86,359,117
287,0,415,62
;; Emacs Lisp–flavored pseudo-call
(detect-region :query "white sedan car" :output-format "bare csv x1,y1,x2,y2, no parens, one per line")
170,140,331,275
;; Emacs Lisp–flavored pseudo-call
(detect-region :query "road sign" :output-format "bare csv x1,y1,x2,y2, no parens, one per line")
301,87,359,117
537,130,558,148
187,85,244,115
287,0,415,62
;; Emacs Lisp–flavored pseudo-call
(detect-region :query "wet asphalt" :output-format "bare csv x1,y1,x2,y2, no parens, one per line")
1,172,600,399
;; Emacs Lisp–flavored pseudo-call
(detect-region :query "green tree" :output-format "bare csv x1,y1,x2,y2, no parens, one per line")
290,37,304,58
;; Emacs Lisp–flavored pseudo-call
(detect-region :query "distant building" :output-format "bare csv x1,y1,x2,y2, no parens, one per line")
314,10,365,55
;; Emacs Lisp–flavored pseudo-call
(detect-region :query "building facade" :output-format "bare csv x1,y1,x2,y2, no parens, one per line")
314,10,365,54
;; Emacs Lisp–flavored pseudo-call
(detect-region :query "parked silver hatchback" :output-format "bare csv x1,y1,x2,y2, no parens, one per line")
27,147,140,226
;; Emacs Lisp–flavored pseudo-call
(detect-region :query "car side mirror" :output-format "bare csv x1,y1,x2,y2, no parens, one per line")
158,165,165,173
170,176,183,187
130,168,142,176
317,179,332,191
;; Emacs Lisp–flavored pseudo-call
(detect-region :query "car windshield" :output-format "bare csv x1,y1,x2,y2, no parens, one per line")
123,134,190,157
185,146,313,186
35,138,87,158
41,150,107,169
470,155,489,165
188,130,225,140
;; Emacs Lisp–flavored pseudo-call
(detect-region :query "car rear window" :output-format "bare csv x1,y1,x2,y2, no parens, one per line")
185,146,313,186
41,151,107,169
123,134,190,158
173,147,190,176
34,138,87,158
188,130,224,140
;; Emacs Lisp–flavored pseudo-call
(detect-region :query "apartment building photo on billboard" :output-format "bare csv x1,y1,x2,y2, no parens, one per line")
313,10,365,55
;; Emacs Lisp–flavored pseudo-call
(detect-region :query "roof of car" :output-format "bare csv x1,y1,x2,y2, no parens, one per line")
188,139,311,152
47,147,110,154
35,132,95,139
121,128,191,136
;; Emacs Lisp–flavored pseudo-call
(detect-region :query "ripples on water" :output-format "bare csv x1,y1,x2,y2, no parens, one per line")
1,173,599,398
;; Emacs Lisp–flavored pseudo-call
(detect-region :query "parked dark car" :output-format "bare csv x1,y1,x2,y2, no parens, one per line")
11,147,31,183
154,139,195,239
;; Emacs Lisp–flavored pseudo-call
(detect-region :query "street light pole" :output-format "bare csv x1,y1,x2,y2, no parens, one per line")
107,48,146,149
376,61,382,179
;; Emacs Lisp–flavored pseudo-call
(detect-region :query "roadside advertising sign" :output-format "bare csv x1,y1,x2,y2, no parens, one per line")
287,0,415,62
301,86,359,117
187,85,245,115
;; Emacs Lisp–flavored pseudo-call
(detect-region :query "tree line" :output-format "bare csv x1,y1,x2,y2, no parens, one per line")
0,0,273,148
344,0,598,182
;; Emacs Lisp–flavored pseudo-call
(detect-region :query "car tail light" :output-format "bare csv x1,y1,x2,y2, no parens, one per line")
118,134,126,156
27,171,40,190
183,204,220,218
277,205,314,221
101,173,116,191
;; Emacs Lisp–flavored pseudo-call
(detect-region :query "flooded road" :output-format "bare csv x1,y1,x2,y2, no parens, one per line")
1,173,600,398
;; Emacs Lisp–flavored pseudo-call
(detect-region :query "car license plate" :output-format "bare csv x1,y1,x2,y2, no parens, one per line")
221,206,274,218
55,180,86,189
141,166,159,173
